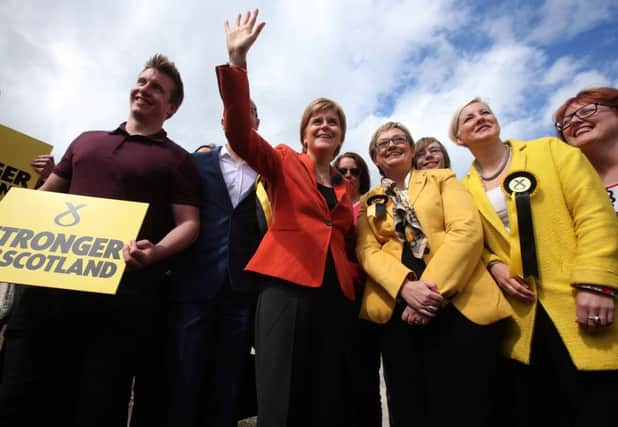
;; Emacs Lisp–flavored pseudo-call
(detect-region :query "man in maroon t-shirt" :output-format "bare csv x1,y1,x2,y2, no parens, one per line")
0,54,200,427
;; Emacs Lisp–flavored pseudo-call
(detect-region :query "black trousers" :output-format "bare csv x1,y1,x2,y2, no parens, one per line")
381,303,504,427
497,304,618,427
0,283,164,427
254,276,354,427
344,308,384,427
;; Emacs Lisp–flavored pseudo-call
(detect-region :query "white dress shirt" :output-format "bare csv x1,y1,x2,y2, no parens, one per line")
219,144,258,208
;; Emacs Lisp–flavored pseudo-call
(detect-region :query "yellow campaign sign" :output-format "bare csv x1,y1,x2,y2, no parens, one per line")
0,188,148,294
0,124,53,200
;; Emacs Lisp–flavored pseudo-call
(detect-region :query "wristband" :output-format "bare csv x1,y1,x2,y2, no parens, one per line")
487,260,502,269
573,284,617,299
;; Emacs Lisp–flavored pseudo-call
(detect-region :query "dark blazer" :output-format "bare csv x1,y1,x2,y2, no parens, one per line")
171,147,263,302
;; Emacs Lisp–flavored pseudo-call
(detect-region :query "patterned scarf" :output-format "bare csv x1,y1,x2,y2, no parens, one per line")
381,177,429,259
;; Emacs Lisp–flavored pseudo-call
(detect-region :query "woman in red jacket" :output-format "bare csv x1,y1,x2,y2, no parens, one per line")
217,10,356,426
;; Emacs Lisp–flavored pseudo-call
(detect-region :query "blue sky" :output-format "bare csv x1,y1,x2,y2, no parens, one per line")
1,0,616,182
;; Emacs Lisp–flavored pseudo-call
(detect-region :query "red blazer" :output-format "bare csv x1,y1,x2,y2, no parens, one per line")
216,64,356,300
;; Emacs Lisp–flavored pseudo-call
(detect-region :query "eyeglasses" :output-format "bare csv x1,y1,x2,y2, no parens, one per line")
417,147,443,157
338,167,361,177
555,103,616,131
376,135,408,150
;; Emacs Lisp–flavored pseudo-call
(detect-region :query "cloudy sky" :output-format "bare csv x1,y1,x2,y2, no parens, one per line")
2,0,617,182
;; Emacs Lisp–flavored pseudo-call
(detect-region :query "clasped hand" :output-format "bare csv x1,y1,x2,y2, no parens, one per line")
399,279,443,326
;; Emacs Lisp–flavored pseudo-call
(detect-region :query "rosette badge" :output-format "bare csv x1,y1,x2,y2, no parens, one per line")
502,171,539,278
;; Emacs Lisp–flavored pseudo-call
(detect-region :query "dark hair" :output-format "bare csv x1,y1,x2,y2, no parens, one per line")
143,53,184,108
414,137,451,169
553,87,618,140
334,152,371,194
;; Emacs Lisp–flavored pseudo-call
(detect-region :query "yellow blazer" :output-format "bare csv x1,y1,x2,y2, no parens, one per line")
356,168,512,326
462,138,618,370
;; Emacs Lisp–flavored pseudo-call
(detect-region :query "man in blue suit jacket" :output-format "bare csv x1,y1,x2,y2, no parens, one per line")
163,101,264,427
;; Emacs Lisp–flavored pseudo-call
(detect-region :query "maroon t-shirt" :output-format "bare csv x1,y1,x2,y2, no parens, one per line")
54,124,200,293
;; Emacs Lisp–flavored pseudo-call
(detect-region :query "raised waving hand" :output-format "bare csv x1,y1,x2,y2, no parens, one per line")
225,9,266,66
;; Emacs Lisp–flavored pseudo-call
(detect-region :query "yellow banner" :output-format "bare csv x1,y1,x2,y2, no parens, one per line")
0,124,53,200
0,188,148,294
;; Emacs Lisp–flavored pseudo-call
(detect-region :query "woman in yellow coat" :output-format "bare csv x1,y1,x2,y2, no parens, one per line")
450,98,618,427
554,87,618,214
356,121,512,427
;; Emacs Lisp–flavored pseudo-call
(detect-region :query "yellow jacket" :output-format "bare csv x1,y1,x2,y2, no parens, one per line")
461,138,618,370
356,168,512,326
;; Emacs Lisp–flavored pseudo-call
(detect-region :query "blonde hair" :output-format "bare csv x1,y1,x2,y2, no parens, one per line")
448,97,490,142
299,98,347,158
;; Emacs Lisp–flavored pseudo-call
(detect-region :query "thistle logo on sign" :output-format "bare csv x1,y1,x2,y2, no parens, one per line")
0,188,148,294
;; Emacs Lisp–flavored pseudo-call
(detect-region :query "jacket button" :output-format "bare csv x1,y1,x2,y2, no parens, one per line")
325,220,332,226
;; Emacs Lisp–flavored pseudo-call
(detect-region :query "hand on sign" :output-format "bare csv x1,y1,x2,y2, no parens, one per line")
31,155,55,180
123,239,161,271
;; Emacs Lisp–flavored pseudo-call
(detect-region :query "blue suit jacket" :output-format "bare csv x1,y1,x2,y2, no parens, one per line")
171,147,263,302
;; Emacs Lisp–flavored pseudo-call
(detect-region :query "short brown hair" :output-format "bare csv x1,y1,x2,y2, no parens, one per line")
143,53,184,108
368,121,414,163
299,98,347,158
553,87,618,140
414,137,451,169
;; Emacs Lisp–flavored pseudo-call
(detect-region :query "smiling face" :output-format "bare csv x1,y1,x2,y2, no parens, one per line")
374,127,414,178
561,102,618,151
302,108,343,162
455,101,501,147
129,68,178,125
415,141,446,169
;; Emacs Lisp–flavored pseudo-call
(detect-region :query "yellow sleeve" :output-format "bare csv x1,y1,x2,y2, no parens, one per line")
421,173,485,297
550,139,618,288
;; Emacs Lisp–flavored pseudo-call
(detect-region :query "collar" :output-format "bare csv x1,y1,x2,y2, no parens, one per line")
110,122,168,144
220,143,246,164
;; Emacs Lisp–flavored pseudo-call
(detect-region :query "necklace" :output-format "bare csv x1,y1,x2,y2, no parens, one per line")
316,171,331,185
476,144,511,181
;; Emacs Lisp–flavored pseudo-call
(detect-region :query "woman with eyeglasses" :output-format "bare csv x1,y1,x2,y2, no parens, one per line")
450,97,618,427
413,137,451,170
356,121,512,427
554,87,618,214
217,10,357,426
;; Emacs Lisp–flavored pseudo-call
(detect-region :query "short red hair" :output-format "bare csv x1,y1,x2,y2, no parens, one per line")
553,87,618,139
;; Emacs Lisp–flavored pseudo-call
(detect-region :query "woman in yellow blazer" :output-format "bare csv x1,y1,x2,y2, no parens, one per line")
554,87,618,214
451,98,618,427
356,121,512,427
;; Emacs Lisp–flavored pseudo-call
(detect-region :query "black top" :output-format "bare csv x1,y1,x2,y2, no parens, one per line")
317,183,337,211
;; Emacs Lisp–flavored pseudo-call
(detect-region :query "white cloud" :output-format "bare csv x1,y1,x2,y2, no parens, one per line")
0,0,615,185
542,69,611,126
527,0,618,44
